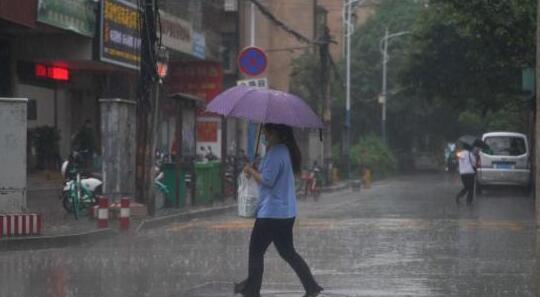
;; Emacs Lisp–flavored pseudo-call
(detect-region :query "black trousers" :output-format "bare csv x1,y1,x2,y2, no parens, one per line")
242,218,320,296
457,173,475,203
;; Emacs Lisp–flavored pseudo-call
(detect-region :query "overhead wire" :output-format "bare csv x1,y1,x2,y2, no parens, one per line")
246,0,343,84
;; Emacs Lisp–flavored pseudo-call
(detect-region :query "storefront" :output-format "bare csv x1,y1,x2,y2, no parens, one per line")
166,61,224,160
8,0,139,172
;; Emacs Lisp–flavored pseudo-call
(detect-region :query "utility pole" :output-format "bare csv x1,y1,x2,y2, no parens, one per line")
136,0,158,215
381,27,389,143
535,0,540,228
535,2,540,296
319,26,332,185
379,29,409,144
246,1,257,162
344,0,360,183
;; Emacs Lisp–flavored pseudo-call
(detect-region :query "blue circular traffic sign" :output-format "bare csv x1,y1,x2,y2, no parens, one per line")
238,47,267,76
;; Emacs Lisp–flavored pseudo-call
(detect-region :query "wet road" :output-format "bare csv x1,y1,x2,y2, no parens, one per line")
0,173,536,297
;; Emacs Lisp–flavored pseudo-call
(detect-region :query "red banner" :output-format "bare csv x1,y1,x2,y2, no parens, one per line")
166,61,223,143
166,61,223,112
197,121,218,142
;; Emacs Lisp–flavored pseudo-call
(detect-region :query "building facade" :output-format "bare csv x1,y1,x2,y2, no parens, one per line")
0,0,239,209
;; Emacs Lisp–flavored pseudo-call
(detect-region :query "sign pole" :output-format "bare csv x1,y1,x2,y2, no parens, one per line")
248,2,256,161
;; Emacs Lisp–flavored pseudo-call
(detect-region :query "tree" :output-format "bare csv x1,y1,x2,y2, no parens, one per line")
401,0,535,118
290,51,323,114
333,0,425,150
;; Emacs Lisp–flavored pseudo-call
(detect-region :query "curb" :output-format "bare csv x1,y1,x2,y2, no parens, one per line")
136,204,237,232
320,180,362,193
0,228,118,251
136,183,356,232
0,183,356,251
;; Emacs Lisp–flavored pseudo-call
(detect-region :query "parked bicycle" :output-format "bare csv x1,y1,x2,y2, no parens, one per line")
300,165,321,200
60,150,102,219
154,150,171,208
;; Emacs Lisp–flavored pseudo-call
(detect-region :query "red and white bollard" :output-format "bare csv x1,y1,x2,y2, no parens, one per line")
119,197,130,231
97,196,109,228
0,213,42,237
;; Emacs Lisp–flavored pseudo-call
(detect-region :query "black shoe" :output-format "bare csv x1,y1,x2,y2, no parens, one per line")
234,281,261,297
303,286,323,297
233,280,247,294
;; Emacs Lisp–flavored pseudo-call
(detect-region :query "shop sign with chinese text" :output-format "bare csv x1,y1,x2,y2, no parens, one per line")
160,11,192,55
99,0,141,69
37,0,96,37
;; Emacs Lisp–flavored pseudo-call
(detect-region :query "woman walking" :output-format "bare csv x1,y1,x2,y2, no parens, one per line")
235,123,324,297
455,143,477,205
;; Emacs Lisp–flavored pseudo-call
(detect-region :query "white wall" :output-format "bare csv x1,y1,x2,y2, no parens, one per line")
0,99,27,211
17,84,54,128
16,84,71,159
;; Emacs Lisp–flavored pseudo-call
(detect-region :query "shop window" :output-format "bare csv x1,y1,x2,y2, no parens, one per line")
221,33,237,74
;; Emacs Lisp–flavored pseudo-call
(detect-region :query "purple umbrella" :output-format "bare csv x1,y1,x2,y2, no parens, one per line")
206,86,324,128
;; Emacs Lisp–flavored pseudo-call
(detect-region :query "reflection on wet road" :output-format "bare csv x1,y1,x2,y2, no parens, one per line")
0,174,535,297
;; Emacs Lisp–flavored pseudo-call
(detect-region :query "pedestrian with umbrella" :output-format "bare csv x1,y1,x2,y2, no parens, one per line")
455,135,484,205
206,86,325,297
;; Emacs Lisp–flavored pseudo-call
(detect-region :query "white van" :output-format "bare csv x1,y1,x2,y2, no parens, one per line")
477,132,530,187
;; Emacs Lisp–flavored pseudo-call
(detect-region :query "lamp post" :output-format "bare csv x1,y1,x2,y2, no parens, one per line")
379,28,409,143
344,0,364,182
148,45,169,214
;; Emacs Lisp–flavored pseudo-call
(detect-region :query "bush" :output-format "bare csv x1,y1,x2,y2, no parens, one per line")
332,143,359,179
351,135,397,179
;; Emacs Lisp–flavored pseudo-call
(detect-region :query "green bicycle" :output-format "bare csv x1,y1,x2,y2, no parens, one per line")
60,151,102,219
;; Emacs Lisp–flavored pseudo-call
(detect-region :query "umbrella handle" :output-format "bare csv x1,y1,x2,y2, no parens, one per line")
252,124,263,167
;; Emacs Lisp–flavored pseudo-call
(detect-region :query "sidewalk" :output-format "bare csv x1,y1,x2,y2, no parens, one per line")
1,173,355,251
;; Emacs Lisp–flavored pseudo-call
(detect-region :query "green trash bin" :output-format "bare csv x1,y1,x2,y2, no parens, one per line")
161,163,186,208
210,161,222,200
194,161,222,205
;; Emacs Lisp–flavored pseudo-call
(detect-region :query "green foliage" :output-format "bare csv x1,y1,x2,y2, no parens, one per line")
457,111,485,136
334,0,535,156
332,0,425,149
347,0,423,101
289,51,322,113
402,0,536,113
457,100,529,135
29,126,61,169
351,135,397,178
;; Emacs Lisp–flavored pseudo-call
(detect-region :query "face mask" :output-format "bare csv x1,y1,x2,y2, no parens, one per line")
261,135,268,145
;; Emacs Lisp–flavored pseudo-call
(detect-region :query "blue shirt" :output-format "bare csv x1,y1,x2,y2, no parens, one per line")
256,144,297,218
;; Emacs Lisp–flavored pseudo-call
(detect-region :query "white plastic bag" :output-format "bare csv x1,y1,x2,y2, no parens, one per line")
237,172,259,218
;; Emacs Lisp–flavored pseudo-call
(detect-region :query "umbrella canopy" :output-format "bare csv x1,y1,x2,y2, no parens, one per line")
206,86,324,129
458,135,487,149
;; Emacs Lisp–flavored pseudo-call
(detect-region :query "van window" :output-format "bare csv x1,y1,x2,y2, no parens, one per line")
483,136,526,156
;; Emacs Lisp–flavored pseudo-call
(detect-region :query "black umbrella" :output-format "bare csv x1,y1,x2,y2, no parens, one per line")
458,135,487,149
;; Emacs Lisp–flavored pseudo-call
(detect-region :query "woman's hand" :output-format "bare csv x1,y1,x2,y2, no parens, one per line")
243,164,254,178
244,165,262,184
